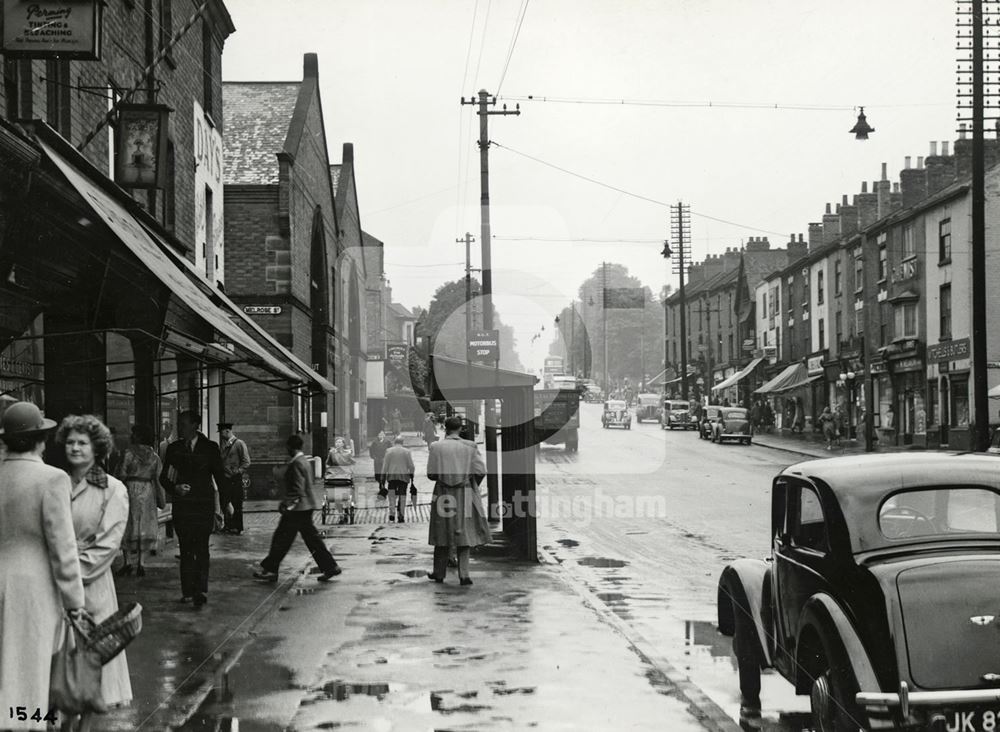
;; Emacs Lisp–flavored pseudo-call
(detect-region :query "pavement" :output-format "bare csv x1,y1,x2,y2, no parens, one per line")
102,431,727,731
749,427,911,459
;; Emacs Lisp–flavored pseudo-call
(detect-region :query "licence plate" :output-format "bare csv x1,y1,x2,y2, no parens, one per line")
945,709,1000,732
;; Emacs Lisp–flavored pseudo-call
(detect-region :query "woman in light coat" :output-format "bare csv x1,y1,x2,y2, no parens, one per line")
0,402,88,730
57,415,133,723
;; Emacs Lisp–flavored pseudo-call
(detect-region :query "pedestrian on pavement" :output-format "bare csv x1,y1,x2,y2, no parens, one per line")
391,408,403,438
819,406,837,450
750,401,762,432
218,421,251,535
383,435,415,523
422,412,438,447
762,401,774,432
116,423,165,577
369,430,390,497
104,425,124,477
0,402,90,730
57,414,133,718
254,434,342,583
159,410,225,608
426,416,490,586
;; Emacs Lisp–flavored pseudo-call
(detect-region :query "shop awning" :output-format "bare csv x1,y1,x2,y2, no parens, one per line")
712,357,764,392
663,370,699,385
37,138,334,393
754,363,820,394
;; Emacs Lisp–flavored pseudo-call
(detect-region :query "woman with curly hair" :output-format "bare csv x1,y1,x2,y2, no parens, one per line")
116,423,165,577
56,415,133,723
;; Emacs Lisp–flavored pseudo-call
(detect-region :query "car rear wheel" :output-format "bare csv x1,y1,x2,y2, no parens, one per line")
810,648,863,732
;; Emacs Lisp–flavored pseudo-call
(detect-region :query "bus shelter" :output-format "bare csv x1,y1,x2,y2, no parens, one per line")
427,356,539,561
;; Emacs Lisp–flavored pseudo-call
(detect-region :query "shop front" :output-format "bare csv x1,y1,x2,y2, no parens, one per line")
806,352,827,431
926,338,971,450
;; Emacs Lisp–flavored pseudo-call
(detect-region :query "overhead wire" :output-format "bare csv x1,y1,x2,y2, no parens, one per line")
455,0,480,236
497,94,951,111
495,0,530,96
491,141,788,237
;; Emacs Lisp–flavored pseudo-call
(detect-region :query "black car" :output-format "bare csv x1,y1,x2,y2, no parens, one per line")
698,405,722,440
718,453,1000,731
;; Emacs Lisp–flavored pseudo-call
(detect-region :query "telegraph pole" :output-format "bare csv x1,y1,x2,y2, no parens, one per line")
972,0,989,450
668,203,692,401
458,232,476,346
602,261,609,394
461,89,519,520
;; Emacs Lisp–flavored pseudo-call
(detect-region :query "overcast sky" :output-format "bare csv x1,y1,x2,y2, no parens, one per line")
222,1,956,373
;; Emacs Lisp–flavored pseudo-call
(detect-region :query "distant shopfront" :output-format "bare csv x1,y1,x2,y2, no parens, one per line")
926,337,971,450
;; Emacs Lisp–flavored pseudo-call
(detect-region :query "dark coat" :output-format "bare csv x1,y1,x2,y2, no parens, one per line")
159,433,226,508
368,438,389,470
282,452,320,511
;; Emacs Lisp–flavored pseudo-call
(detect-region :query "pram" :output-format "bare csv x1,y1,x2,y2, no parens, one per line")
320,462,356,525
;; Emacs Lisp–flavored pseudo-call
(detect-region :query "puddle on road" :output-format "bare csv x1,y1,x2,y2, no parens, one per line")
556,538,580,547
577,556,628,568
681,620,812,732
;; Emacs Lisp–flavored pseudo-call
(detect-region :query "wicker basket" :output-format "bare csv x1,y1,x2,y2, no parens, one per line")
86,602,143,665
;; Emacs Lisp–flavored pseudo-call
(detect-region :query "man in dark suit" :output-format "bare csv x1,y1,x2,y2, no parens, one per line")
253,434,341,583
159,410,225,608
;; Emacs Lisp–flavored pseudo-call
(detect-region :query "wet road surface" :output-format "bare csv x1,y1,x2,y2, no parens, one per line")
538,403,813,730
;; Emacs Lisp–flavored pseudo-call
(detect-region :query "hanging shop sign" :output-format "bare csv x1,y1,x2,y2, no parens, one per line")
114,103,172,189
807,355,825,375
927,337,969,363
2,0,102,59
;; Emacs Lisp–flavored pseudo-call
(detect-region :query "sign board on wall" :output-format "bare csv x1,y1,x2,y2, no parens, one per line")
243,306,282,315
807,355,824,375
2,0,102,59
193,101,224,285
927,338,970,363
384,343,410,395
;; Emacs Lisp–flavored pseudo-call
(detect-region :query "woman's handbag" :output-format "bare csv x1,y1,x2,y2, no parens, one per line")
49,615,107,715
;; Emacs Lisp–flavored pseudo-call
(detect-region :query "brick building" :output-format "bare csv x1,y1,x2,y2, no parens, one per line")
0,1,327,461
221,54,350,476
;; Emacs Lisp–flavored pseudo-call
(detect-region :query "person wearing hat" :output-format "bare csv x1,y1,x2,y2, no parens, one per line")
0,402,90,727
159,410,226,608
218,421,251,535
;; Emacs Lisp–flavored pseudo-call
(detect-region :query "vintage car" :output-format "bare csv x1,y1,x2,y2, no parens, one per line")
711,407,752,445
697,405,723,439
635,393,662,423
601,400,631,429
661,399,696,430
717,453,1000,732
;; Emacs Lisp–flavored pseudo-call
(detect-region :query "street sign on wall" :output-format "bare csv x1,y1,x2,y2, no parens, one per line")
243,306,282,315
468,330,499,362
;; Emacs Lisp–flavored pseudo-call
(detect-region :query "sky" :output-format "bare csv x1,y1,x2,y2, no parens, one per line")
221,0,957,374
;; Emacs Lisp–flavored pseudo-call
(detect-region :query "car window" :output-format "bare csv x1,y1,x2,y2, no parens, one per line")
792,486,828,552
725,409,747,420
879,487,1000,540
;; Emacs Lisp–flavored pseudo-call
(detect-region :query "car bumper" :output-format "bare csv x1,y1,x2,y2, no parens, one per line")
858,688,1000,709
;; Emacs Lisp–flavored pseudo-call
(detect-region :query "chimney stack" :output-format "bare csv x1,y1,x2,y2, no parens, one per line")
856,181,879,229
822,202,841,244
745,236,771,252
808,222,824,252
876,163,892,218
925,140,955,194
788,233,808,261
839,193,859,236
900,153,929,208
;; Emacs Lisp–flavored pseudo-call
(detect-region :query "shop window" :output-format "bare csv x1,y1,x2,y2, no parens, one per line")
817,271,824,305
44,58,71,139
951,375,969,426
939,284,952,339
940,377,950,429
939,219,951,263
834,260,842,295
106,334,136,448
895,302,917,339
902,224,915,259
927,381,938,425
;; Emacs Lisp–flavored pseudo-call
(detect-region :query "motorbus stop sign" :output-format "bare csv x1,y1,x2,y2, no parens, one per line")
468,330,499,363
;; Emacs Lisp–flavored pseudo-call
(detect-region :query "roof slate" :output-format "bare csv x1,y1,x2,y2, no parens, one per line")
222,82,301,185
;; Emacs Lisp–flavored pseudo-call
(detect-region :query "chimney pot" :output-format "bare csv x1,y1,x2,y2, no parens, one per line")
917,156,924,169
825,202,832,214
905,156,911,169
893,182,900,193
960,123,967,140
842,194,848,206
861,181,868,193
930,141,938,156
942,141,950,156
881,162,888,180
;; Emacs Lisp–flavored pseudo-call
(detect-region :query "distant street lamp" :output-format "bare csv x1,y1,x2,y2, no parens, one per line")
849,107,875,140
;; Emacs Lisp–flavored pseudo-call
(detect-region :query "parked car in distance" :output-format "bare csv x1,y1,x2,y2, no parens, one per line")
601,400,631,429
698,405,722,439
712,407,752,445
661,399,695,430
717,453,1000,732
634,393,661,423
